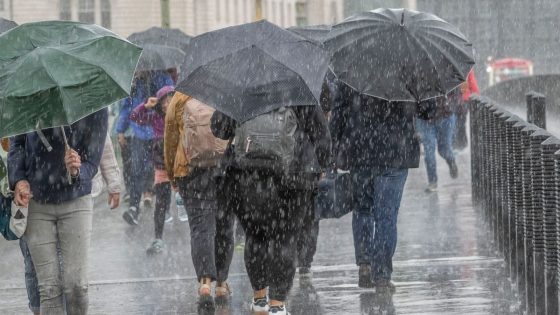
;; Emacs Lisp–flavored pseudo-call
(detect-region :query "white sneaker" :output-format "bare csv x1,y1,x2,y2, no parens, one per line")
269,305,290,315
250,297,269,313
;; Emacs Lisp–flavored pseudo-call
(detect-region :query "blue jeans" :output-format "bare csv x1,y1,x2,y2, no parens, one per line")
352,168,408,281
20,238,40,314
416,115,456,184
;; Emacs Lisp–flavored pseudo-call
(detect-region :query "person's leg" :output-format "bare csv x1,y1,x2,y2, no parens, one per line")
57,195,93,315
121,136,134,198
178,174,218,283
141,139,155,202
453,111,468,150
268,187,305,310
25,201,63,315
352,170,375,265
371,169,408,285
436,115,457,163
416,118,438,186
297,189,320,271
19,238,40,315
153,182,171,240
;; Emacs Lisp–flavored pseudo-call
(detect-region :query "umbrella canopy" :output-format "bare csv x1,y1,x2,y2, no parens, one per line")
287,24,331,43
176,20,329,123
128,26,191,52
323,8,475,102
0,21,142,138
134,43,185,71
0,18,17,34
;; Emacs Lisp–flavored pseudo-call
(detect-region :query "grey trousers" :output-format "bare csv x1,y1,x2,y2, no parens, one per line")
25,195,93,315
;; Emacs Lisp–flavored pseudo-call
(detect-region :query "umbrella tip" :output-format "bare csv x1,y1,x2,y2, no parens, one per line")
400,9,405,26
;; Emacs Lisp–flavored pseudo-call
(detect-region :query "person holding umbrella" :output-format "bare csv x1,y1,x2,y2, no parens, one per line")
176,20,330,314
0,21,141,314
324,9,475,290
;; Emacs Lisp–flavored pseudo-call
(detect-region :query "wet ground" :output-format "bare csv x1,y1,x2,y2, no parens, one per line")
0,150,520,314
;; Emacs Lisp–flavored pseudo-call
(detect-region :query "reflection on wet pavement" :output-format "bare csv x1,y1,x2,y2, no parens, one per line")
0,151,520,314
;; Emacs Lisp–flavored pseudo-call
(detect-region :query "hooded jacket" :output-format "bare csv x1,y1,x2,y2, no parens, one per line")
8,109,108,204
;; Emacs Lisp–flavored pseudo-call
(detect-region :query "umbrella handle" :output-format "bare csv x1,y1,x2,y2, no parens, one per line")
60,127,73,183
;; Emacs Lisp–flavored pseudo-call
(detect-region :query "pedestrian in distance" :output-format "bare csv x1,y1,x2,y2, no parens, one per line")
416,90,460,193
164,92,236,308
211,103,331,315
8,110,108,315
117,70,174,224
453,70,480,151
129,85,177,253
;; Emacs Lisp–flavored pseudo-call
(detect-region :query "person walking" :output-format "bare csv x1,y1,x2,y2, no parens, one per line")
211,104,331,315
164,93,235,306
453,70,480,150
14,132,121,315
130,85,175,253
330,83,436,291
118,70,174,225
416,90,460,192
8,109,108,315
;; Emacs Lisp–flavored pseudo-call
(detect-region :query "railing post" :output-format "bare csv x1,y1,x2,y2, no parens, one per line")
470,97,481,204
498,111,512,271
526,91,547,130
505,115,522,279
530,130,552,315
542,140,560,315
521,124,540,314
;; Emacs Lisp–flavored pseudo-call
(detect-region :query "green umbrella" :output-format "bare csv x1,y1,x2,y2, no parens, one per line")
0,21,142,138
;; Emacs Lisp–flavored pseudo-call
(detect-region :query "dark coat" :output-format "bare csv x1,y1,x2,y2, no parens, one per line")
330,83,436,170
8,109,108,204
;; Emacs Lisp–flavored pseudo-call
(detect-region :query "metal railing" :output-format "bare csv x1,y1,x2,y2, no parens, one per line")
470,93,560,315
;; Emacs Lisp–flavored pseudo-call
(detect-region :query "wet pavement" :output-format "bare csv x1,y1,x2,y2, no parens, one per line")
0,150,520,314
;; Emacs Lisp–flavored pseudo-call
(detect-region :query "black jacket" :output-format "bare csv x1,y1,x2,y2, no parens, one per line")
330,83,436,170
211,106,332,176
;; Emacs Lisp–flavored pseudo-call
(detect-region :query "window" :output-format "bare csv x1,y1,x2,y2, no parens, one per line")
101,0,111,28
60,0,72,20
215,0,221,21
0,0,4,11
295,1,308,26
79,0,95,24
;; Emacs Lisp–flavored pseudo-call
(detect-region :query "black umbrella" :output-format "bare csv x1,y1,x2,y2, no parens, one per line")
323,8,475,102
0,18,17,33
134,43,185,71
176,20,329,123
128,26,191,52
287,24,331,43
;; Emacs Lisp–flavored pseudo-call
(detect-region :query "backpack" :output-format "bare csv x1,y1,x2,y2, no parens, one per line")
233,107,298,174
182,98,229,169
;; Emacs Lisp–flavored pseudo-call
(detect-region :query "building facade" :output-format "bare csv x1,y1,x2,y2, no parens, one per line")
0,0,344,37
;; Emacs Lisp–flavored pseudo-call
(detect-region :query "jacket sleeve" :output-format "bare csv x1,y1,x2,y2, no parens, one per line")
99,135,121,194
300,106,332,170
211,111,236,140
7,134,27,190
76,109,108,184
129,103,152,126
115,98,132,134
468,71,480,95
164,95,181,180
329,85,350,162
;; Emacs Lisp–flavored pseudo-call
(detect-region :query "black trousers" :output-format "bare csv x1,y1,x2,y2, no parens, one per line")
296,189,320,269
453,111,469,150
154,182,171,239
120,136,134,196
233,171,308,301
178,169,235,282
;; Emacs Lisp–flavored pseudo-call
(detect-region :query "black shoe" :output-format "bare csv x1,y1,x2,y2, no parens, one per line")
374,279,396,293
358,264,374,288
122,206,139,225
449,160,459,179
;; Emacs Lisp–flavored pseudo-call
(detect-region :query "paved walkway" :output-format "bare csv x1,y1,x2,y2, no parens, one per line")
0,150,519,314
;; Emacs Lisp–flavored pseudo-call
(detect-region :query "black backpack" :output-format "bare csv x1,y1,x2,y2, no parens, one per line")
233,107,298,174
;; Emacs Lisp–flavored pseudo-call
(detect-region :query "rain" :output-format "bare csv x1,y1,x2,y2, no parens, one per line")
0,1,559,315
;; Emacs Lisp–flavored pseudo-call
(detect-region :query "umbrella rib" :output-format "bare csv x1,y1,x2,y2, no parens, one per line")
404,30,444,96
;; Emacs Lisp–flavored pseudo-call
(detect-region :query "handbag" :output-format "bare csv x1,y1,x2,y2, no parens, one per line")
315,170,354,220
0,194,20,240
